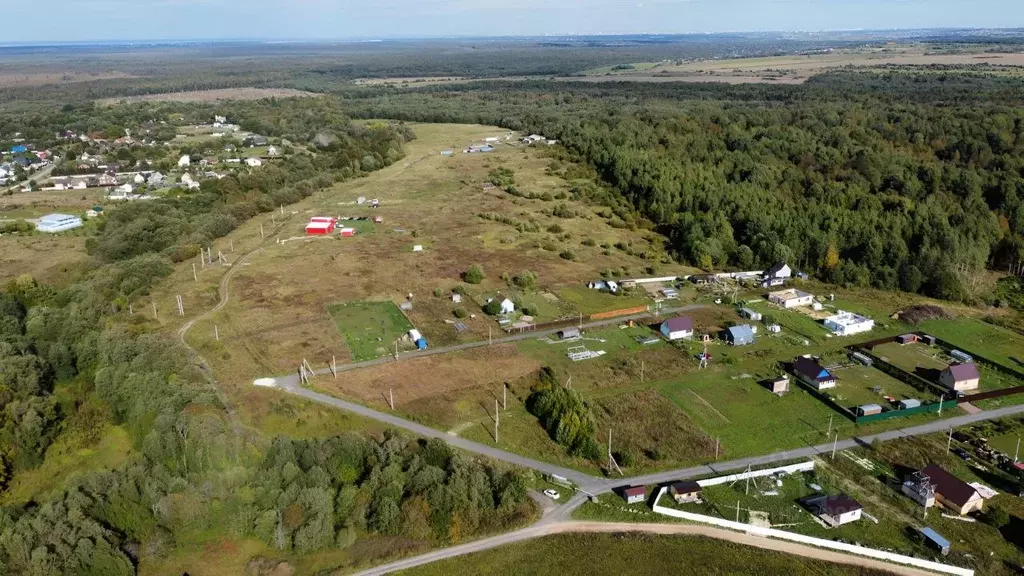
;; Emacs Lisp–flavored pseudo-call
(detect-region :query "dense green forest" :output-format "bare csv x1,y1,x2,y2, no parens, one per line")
335,71,1024,303
0,100,533,574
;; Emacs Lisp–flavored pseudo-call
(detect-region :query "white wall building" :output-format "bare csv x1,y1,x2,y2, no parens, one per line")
177,155,191,167
245,157,263,167
768,289,814,309
824,311,875,336
36,213,83,233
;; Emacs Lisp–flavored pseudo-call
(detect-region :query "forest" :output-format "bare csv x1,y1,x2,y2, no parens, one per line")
0,99,533,575
334,71,1024,303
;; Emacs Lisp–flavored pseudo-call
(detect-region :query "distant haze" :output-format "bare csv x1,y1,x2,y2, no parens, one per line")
3,0,1022,43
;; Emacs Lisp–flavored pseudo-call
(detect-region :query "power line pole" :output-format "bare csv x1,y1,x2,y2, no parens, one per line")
831,432,838,460
494,398,499,443
176,295,184,317
503,384,507,411
736,500,741,523
193,263,198,282
152,301,158,319
827,415,833,438
214,325,219,341
947,427,954,456
331,355,337,379
260,223,264,239
1015,438,1021,464
389,388,394,410
715,437,720,460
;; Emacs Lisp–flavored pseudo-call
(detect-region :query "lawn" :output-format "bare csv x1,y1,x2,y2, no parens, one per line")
829,364,938,409
396,532,895,576
746,300,833,344
558,285,651,315
327,300,415,361
920,317,1024,373
872,341,948,378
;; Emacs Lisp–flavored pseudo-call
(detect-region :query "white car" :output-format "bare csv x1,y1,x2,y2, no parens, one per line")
543,489,560,500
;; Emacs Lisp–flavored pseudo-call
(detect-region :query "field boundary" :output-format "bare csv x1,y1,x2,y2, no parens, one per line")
651,487,974,576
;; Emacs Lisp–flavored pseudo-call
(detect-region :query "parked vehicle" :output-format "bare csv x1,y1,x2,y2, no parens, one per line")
543,489,560,500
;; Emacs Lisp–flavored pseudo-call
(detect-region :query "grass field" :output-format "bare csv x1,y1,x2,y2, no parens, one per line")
829,364,936,409
396,532,895,576
872,342,948,378
919,318,1024,373
98,87,318,105
328,300,415,361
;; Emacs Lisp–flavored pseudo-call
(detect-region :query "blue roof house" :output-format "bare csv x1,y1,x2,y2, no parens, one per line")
11,145,27,153
726,325,755,346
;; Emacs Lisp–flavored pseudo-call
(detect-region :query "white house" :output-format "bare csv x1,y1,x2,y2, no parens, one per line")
116,183,133,195
149,172,165,185
245,157,263,167
500,299,515,314
267,146,279,156
768,289,814,309
824,311,874,336
36,213,83,233
810,495,863,527
181,173,194,184
177,155,191,167
767,262,792,279
133,173,146,184
660,316,694,341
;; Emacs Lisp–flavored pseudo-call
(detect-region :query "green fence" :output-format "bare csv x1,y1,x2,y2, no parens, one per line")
854,398,955,424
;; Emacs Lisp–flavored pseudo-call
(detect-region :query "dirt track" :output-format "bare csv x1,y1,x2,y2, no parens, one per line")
552,522,937,576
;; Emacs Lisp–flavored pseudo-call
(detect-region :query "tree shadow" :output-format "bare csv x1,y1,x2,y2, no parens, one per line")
1001,515,1024,552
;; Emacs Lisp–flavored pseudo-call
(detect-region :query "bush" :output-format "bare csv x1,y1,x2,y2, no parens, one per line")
547,224,564,234
982,505,1010,529
483,299,504,316
582,238,597,247
559,250,576,261
464,265,485,284
453,307,468,319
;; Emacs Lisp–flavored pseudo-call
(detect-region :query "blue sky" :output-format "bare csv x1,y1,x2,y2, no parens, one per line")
2,0,1021,42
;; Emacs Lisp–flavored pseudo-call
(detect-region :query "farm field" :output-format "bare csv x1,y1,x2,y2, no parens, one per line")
166,122,676,434
580,45,1024,84
397,532,896,576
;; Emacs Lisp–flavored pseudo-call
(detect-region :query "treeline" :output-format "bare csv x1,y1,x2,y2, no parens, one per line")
337,72,1024,302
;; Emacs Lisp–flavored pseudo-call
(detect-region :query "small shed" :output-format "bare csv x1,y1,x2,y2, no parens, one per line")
899,399,922,410
558,327,581,340
857,404,883,417
339,227,356,237
669,480,703,504
922,334,937,345
500,299,515,315
412,245,424,252
452,293,462,304
740,307,763,322
726,325,755,346
898,334,919,345
768,375,790,396
399,301,413,311
919,527,951,555
620,486,646,505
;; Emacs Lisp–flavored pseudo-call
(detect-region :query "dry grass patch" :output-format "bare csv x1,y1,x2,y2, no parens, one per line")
99,87,318,105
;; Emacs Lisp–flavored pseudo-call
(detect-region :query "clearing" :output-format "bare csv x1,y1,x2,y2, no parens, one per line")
98,87,319,105
327,301,415,361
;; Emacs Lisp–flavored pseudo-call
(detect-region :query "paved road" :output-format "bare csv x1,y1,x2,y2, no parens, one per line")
259,303,707,389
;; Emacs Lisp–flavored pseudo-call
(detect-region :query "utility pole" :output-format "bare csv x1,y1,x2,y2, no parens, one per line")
389,388,394,410
947,427,954,456
214,325,219,341
200,252,205,269
230,240,234,253
938,393,946,416
607,429,623,476
1015,438,1021,464
176,295,184,317
331,355,337,379
260,223,264,239
827,415,833,438
715,437,720,460
494,398,499,443
128,303,134,315
152,301,158,319
736,500,741,523
503,384,507,411
831,432,838,460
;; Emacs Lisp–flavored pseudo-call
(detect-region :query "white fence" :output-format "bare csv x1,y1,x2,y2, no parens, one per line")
697,461,815,487
652,487,973,576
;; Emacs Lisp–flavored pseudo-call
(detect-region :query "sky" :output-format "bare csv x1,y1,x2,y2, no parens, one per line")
2,0,1022,43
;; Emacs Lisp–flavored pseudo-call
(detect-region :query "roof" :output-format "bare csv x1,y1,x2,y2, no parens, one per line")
622,486,646,497
662,316,693,333
39,213,79,223
945,363,980,382
728,325,754,342
671,480,701,493
816,494,862,516
919,527,950,549
769,288,812,301
792,356,834,382
768,262,789,275
921,465,980,507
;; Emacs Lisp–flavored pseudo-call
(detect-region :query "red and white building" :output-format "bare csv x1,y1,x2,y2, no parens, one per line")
305,217,336,235
339,227,356,237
